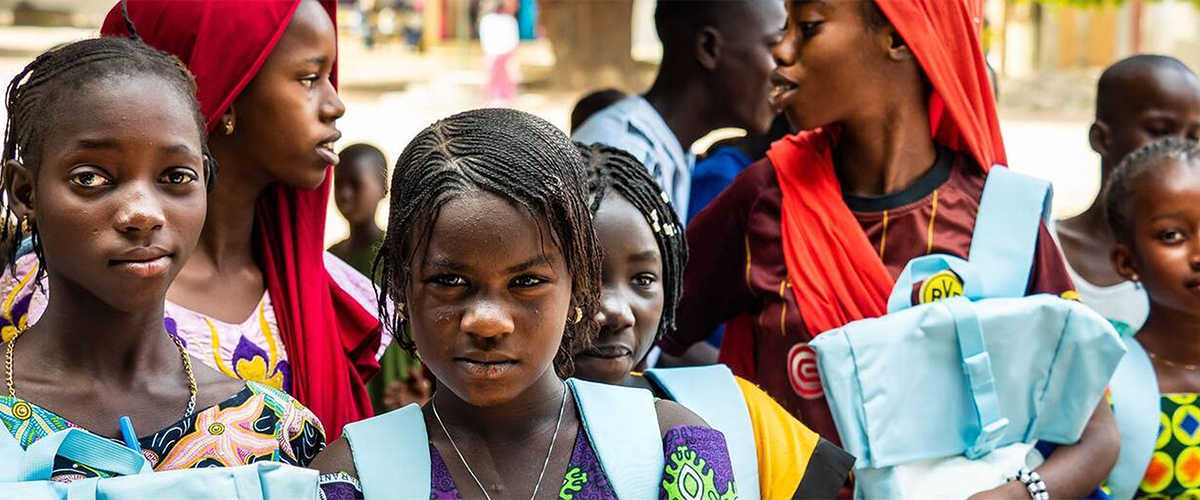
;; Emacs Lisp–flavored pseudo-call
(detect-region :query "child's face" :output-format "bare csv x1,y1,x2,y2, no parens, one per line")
230,0,344,190
18,74,207,312
572,193,663,384
1098,69,1200,168
406,191,573,406
1116,159,1200,315
334,158,385,226
770,0,890,132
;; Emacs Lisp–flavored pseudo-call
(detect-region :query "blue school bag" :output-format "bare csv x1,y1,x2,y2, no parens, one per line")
342,378,667,500
1105,334,1159,500
644,365,761,500
810,168,1126,499
0,426,319,499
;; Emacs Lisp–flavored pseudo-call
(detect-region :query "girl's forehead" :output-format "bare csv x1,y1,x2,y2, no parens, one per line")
413,192,566,265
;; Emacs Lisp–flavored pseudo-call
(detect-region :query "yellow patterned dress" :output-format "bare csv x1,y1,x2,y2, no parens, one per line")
0,382,325,481
1137,394,1200,499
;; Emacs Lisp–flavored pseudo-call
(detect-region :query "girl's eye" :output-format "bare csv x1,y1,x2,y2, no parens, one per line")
511,276,547,288
300,75,319,88
799,21,822,37
433,275,467,287
69,172,111,188
1159,229,1186,243
632,273,658,289
160,170,198,185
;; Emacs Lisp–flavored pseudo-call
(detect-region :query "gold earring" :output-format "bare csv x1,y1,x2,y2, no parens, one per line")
20,215,30,234
569,306,583,325
397,302,406,320
224,120,234,136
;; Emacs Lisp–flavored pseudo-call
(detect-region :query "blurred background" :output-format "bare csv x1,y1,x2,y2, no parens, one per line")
0,0,1196,244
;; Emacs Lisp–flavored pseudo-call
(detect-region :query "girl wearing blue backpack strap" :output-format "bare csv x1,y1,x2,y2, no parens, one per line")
571,142,854,500
0,37,324,483
1105,137,1200,500
312,108,738,500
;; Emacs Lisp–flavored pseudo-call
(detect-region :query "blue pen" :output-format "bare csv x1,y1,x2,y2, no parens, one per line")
118,416,139,451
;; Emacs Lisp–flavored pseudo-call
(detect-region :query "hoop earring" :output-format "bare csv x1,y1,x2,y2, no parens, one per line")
569,306,583,325
19,215,29,234
223,120,234,136
397,302,407,321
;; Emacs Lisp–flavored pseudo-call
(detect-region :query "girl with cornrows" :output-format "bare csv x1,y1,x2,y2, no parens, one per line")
0,0,386,441
313,108,737,500
572,143,853,500
0,37,323,481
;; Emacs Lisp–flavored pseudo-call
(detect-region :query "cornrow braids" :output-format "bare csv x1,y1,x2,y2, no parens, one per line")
375,108,601,379
578,143,687,341
1104,137,1200,245
1,36,211,280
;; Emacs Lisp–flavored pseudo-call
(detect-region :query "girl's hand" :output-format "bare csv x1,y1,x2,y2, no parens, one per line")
967,480,1029,500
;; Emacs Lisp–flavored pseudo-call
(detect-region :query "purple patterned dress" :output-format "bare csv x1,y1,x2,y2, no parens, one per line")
318,425,737,500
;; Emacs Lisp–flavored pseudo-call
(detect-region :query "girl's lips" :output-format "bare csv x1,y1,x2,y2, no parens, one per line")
316,143,340,166
770,83,799,111
455,358,518,379
582,344,633,360
110,255,172,278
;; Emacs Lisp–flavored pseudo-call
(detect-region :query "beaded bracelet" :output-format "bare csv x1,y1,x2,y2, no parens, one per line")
1009,467,1049,500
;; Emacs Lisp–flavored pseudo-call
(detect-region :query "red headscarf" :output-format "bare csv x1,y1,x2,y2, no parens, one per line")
765,0,1005,336
102,0,383,440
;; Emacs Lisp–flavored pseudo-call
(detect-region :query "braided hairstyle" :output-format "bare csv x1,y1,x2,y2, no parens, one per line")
1,36,210,279
578,143,687,340
1105,137,1200,245
375,108,601,378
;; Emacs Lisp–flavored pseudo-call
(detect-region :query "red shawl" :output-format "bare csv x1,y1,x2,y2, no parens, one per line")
102,0,382,440
767,0,1005,336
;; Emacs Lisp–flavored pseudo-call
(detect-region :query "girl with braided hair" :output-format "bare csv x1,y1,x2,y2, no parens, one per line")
313,108,737,500
0,37,324,482
1101,138,1200,500
572,143,852,500
1,0,388,441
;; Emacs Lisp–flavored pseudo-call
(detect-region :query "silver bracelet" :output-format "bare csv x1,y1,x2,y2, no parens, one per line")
1009,467,1049,500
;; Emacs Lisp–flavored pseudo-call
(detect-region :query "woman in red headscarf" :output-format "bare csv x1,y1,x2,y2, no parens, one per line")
98,0,384,442
664,0,1118,497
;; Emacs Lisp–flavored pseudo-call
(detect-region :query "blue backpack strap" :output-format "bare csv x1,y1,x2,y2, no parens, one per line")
0,420,22,481
644,365,761,500
19,428,151,481
967,167,1053,298
343,404,430,500
1106,336,1159,500
566,378,663,500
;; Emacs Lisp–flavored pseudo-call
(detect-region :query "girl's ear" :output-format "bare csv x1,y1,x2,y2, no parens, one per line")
1112,243,1141,282
4,159,35,219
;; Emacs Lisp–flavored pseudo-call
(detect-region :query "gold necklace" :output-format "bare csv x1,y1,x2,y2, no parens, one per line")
6,330,198,419
1146,349,1200,372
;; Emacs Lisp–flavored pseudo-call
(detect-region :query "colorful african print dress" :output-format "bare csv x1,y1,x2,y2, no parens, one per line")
1135,394,1200,499
318,425,737,500
0,251,387,394
0,382,325,481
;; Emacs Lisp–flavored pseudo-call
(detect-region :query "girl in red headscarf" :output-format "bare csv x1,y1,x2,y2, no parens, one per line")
0,0,385,442
664,0,1118,497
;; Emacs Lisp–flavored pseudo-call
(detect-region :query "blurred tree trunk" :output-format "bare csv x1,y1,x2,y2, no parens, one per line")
538,0,637,90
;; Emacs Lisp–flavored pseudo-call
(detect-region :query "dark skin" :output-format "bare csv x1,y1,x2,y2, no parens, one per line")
771,1,1119,498
313,191,707,498
572,193,664,385
1112,159,1200,394
0,74,243,439
644,0,786,153
1059,65,1200,287
169,0,346,324
330,154,386,261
